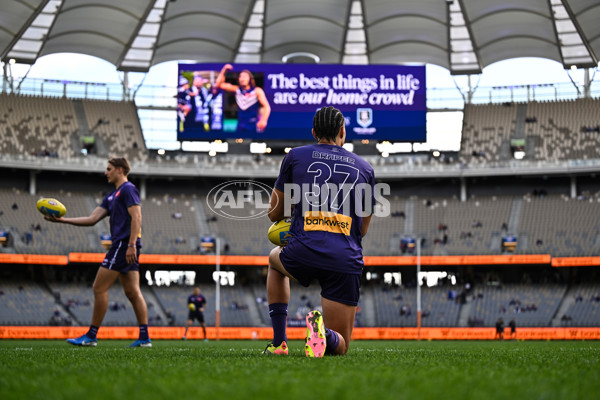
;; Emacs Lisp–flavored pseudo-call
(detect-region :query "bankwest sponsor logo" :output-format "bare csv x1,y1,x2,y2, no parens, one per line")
303,211,352,236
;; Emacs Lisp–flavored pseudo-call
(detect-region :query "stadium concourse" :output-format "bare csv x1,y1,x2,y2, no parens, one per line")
1,0,600,339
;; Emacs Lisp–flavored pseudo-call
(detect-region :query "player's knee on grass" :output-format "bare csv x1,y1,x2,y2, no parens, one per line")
336,332,351,355
325,329,348,356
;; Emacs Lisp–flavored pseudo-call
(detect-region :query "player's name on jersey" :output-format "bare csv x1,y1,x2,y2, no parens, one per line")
311,151,356,164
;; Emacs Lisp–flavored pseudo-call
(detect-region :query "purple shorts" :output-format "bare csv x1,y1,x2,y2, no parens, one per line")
279,249,361,306
188,311,205,323
101,240,140,273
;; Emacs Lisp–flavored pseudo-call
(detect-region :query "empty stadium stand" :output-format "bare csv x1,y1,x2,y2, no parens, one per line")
141,193,203,254
468,283,566,327
0,186,104,254
2,181,600,258
526,99,600,161
81,99,147,163
461,102,516,164
0,281,64,325
557,283,600,327
0,93,147,162
150,283,257,328
368,285,462,327
2,276,600,328
0,93,78,158
460,98,600,164
519,193,600,256
203,193,273,256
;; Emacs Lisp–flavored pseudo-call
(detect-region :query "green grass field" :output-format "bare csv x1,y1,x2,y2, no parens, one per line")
1,340,599,400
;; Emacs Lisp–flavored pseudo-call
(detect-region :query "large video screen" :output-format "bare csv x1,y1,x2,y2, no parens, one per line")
177,63,426,142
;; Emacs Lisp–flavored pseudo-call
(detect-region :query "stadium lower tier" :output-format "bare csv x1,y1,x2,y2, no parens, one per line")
2,280,600,329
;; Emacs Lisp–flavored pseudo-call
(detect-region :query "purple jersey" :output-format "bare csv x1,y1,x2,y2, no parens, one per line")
236,87,259,131
188,294,207,310
275,143,375,274
100,181,141,245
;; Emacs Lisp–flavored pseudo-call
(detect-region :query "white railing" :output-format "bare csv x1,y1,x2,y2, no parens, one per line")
2,153,599,179
8,77,600,107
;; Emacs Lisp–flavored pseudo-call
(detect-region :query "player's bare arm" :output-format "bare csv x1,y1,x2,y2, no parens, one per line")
216,64,238,93
268,188,285,222
126,204,142,264
256,87,271,132
44,206,107,226
361,215,372,237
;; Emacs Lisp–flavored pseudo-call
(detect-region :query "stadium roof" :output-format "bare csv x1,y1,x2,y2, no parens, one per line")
1,0,599,74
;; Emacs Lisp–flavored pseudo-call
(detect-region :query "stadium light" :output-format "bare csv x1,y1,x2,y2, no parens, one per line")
250,142,267,154
284,147,292,153
342,143,354,152
282,52,320,63
376,141,411,154
157,148,166,156
208,141,228,153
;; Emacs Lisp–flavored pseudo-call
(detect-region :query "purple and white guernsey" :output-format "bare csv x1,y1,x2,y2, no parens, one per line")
100,181,141,246
275,143,375,275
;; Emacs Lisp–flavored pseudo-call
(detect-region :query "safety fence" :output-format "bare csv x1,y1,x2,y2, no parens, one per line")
1,253,599,267
1,326,599,340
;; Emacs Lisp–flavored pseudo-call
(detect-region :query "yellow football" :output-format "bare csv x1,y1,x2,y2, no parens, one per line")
189,303,196,311
36,198,67,218
267,217,293,246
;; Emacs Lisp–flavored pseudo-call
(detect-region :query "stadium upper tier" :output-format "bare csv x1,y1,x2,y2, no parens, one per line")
0,94,599,179
0,93,147,163
461,98,600,164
